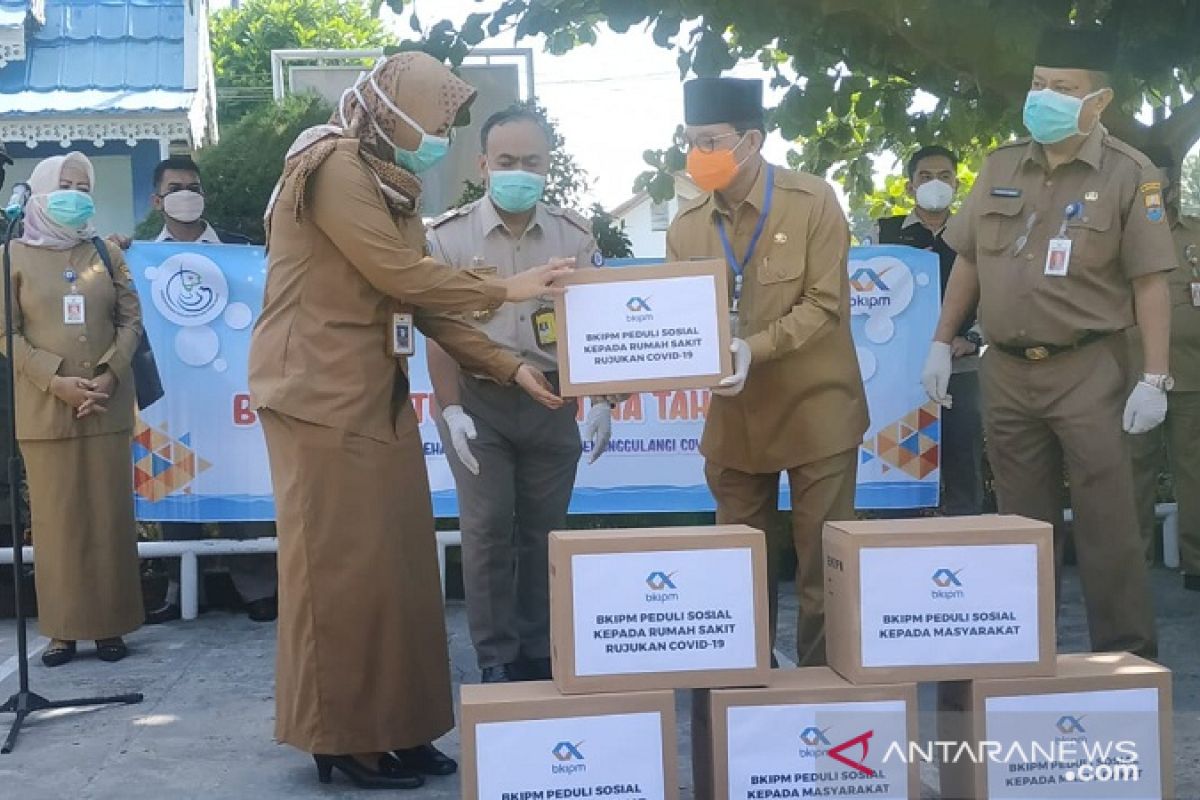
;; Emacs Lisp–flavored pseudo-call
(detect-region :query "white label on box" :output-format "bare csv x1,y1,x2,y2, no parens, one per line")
727,700,910,799
571,548,757,676
858,544,1040,667
983,688,1161,799
475,711,666,800
563,275,723,384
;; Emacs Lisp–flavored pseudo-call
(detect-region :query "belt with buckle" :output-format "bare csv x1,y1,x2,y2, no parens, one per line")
992,332,1110,362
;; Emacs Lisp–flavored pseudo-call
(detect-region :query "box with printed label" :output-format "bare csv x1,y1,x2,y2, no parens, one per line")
692,667,921,800
823,515,1055,684
937,653,1173,800
460,682,678,800
549,525,770,694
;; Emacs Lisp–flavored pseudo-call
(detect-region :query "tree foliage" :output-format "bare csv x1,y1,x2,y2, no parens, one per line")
134,93,335,242
209,0,392,123
455,101,633,258
384,0,1200,208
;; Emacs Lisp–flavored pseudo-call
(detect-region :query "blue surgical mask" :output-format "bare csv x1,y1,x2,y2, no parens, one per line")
394,134,450,174
488,170,546,213
46,189,95,228
1023,88,1105,145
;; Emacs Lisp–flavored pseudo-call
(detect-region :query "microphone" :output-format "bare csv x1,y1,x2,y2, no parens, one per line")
4,182,31,220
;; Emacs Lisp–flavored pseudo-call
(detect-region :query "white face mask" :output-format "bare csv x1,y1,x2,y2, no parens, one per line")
162,189,205,223
915,179,955,212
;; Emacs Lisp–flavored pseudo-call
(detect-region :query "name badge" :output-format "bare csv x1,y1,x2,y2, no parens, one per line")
63,293,86,325
1192,281,1200,308
390,312,414,357
532,307,557,347
1044,238,1072,277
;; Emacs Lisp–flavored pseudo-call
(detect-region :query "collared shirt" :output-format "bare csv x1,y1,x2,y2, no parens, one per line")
155,222,222,244
666,162,868,474
1128,215,1200,391
945,125,1176,348
426,198,601,373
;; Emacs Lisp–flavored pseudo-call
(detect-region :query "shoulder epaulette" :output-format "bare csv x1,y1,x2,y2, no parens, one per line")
545,205,593,235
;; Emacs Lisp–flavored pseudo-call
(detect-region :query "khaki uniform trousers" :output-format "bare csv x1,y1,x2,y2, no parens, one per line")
980,337,1156,658
1129,390,1200,573
705,448,858,667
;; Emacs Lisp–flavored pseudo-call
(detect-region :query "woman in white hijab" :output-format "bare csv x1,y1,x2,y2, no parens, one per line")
1,152,144,666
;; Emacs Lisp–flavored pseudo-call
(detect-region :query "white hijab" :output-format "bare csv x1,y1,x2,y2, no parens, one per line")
20,152,97,250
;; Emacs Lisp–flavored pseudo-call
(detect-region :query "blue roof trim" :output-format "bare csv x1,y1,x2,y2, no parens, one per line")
1,0,187,98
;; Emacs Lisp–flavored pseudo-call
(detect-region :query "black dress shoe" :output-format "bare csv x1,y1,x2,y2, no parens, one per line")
41,641,76,668
1185,574,1200,592
518,657,552,681
245,596,278,622
480,663,517,683
393,744,457,776
95,638,128,662
145,601,181,625
313,754,423,789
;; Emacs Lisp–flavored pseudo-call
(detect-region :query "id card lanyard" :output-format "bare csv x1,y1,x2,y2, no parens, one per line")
62,268,85,326
1186,244,1200,308
715,164,775,337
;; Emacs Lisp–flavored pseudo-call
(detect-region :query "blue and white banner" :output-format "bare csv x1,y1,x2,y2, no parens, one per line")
126,244,939,521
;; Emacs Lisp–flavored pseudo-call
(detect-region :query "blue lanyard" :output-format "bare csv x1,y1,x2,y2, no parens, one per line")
715,165,774,307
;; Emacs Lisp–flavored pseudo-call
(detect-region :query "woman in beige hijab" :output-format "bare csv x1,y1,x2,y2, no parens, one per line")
1,152,144,666
249,52,571,789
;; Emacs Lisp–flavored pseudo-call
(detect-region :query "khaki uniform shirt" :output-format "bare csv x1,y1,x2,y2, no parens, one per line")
944,126,1176,348
426,198,600,374
1128,215,1200,391
667,162,869,474
2,240,141,440
248,141,522,444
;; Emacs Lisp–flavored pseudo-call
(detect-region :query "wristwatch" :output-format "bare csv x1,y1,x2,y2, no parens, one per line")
964,330,985,349
1142,373,1175,391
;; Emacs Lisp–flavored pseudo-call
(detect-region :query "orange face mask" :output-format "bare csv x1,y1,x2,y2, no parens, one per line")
686,134,749,193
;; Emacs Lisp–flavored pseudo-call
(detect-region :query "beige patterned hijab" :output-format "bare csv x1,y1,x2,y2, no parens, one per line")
20,152,97,250
265,51,476,239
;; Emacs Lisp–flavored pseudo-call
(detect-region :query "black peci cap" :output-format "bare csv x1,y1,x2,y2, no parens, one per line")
1034,26,1117,72
684,77,764,126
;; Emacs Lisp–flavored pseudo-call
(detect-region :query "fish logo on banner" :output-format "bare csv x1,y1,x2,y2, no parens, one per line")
799,726,833,748
551,741,587,776
1056,715,1087,736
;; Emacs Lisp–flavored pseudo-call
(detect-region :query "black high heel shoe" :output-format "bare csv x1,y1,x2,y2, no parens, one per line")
312,754,424,789
393,743,457,776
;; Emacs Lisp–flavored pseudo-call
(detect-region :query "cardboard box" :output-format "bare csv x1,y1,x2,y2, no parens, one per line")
549,525,771,694
460,682,678,800
937,653,1173,800
823,515,1055,684
553,260,733,397
693,668,921,800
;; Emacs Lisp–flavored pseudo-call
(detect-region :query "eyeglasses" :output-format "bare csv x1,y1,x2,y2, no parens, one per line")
687,132,742,154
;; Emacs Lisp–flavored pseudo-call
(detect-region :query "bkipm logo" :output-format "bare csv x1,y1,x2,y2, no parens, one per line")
797,727,878,777
645,571,679,603
1056,715,1088,742
850,266,894,311
551,740,586,775
625,295,653,323
931,568,965,599
798,726,834,757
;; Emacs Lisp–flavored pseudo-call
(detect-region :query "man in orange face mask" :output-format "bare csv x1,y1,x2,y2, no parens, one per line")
667,77,869,667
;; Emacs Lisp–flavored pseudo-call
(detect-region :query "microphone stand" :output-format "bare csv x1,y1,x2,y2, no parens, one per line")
0,214,143,754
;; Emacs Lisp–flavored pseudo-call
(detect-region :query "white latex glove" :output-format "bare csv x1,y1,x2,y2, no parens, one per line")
584,402,613,464
441,405,480,475
921,342,954,409
1123,382,1168,435
713,339,752,397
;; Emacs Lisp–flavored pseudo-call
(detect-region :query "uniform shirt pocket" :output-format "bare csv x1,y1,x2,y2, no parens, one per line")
1065,202,1118,269
757,242,807,285
976,196,1027,254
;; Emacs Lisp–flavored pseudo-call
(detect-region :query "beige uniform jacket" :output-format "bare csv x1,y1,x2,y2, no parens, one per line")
426,198,599,374
249,141,523,444
944,126,1176,348
1128,216,1200,391
1,239,140,440
667,163,869,474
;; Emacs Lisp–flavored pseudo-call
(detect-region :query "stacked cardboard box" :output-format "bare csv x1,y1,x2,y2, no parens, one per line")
458,516,1173,800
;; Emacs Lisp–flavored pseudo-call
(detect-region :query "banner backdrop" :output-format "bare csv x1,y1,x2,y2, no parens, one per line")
125,243,940,522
